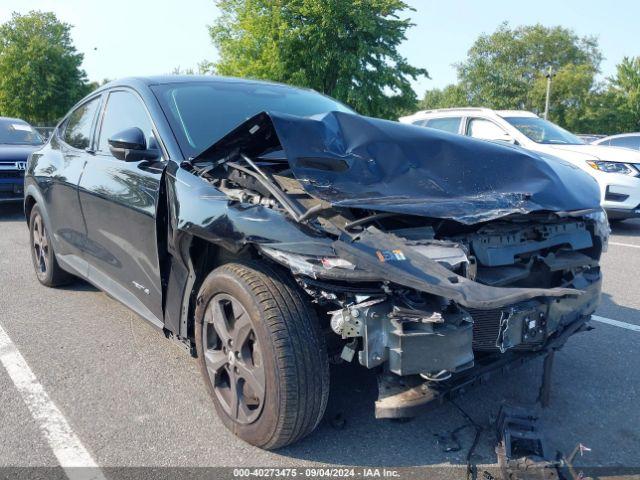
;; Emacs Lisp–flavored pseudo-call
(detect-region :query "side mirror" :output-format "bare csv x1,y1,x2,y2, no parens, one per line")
492,132,517,145
108,127,159,162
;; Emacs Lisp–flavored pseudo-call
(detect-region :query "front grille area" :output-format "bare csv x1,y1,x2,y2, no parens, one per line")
0,191,22,199
0,171,23,179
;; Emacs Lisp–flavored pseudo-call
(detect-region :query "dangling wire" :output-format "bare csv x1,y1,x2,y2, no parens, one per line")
449,399,483,480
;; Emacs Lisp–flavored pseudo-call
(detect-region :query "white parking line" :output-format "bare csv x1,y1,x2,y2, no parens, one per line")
0,324,105,480
609,241,640,249
591,315,640,332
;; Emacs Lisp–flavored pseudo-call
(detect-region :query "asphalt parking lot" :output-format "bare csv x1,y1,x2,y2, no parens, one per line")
1,202,639,478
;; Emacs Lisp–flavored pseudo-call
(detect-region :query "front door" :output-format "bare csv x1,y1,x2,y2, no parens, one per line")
78,89,166,325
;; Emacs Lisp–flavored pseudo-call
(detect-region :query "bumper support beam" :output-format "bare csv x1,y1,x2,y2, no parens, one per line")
375,316,591,419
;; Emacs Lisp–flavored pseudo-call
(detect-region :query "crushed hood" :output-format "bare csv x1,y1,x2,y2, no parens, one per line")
193,111,601,224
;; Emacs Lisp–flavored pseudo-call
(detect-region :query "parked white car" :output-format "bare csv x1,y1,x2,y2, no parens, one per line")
593,133,640,151
400,108,640,220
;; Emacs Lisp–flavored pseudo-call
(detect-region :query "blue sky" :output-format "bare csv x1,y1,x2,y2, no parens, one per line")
1,0,638,98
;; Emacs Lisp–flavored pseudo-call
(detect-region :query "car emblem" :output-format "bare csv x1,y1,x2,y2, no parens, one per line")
15,161,26,171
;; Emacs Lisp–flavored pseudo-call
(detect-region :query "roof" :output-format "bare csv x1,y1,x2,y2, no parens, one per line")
0,117,29,124
599,132,640,140
495,110,538,118
98,75,302,92
409,107,494,116
400,107,539,121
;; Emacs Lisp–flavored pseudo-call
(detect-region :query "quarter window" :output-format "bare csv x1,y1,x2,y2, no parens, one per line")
423,117,462,134
98,90,154,154
63,98,100,149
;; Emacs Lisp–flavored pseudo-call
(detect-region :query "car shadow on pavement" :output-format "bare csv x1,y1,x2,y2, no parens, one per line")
277,358,542,468
598,292,640,323
610,218,640,236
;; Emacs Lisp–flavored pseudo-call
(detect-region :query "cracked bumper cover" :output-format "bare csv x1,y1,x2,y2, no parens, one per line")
374,300,598,419
353,268,601,378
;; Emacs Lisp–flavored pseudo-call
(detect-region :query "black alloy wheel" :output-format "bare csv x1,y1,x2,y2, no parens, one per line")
202,293,266,425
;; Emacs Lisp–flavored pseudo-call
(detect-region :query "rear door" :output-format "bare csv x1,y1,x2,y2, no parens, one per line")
422,117,463,134
78,88,166,326
45,95,102,269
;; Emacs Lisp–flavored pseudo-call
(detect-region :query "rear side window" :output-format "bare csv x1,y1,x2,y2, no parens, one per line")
609,136,640,150
63,98,100,150
423,117,461,134
97,90,154,154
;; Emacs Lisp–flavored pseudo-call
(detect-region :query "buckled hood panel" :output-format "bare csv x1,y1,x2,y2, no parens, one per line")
193,111,601,224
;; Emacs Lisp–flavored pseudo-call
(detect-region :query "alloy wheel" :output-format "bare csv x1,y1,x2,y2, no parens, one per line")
32,213,48,275
202,293,266,425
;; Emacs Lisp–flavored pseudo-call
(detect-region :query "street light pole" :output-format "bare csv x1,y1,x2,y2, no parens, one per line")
544,66,555,120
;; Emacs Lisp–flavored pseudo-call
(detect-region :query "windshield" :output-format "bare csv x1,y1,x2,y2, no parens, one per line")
503,116,584,145
0,120,44,145
152,81,354,158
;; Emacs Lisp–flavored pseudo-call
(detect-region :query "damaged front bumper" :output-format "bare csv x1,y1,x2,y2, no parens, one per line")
331,268,600,378
375,312,594,419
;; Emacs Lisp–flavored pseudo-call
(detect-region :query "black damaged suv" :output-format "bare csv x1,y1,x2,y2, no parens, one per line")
25,76,608,449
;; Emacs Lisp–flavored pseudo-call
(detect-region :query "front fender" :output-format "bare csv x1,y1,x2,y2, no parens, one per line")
161,162,333,337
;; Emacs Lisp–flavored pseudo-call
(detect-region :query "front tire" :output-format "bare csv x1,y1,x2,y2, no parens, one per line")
195,261,329,449
29,204,73,287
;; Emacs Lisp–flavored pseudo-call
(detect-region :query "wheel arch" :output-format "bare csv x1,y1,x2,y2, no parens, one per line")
23,185,55,240
163,229,259,347
24,194,37,224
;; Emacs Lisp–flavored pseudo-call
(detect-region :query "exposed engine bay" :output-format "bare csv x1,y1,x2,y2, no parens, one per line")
176,110,608,414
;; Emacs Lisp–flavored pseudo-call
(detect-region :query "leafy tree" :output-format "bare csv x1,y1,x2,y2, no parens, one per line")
456,23,601,113
528,63,596,131
418,23,619,133
0,11,89,125
210,0,428,119
609,56,640,131
419,84,470,110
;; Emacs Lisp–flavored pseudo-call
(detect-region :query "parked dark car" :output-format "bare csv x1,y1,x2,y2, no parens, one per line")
0,117,44,203
25,76,608,449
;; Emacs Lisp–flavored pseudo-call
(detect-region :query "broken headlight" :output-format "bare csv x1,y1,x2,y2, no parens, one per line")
586,160,640,177
260,246,355,277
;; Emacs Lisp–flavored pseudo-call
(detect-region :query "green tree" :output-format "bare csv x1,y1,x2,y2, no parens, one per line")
0,11,89,125
608,56,640,131
210,0,427,119
418,23,611,133
528,63,596,131
419,84,470,110
456,23,601,113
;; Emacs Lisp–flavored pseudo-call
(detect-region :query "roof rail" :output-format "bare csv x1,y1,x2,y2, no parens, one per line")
412,107,493,115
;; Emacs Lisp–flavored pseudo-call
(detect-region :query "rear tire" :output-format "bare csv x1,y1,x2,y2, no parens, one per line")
29,204,73,287
195,261,329,449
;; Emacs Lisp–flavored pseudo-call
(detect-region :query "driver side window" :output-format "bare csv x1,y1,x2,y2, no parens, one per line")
466,118,507,141
97,90,154,155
